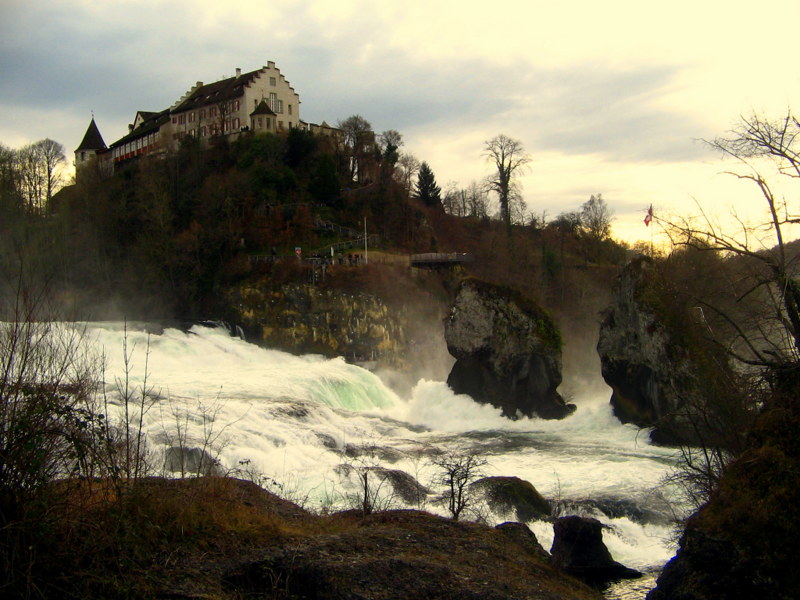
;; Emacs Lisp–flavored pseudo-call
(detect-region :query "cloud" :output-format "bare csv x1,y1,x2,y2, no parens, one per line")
1,0,794,243
1,0,711,169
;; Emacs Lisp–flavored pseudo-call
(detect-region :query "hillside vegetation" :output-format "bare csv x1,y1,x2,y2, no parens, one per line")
1,127,628,335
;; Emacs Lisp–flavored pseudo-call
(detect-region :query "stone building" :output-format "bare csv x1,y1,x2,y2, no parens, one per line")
75,61,336,173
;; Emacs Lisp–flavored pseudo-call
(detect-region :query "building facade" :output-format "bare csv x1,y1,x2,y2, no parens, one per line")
76,61,332,173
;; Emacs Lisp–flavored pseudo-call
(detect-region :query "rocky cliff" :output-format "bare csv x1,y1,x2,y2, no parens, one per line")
648,369,800,599
232,282,405,364
444,279,575,419
596,256,726,444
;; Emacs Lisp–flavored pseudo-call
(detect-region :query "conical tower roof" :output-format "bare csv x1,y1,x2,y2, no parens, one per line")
250,99,277,116
76,118,107,151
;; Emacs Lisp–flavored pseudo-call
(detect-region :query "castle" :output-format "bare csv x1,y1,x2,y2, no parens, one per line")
75,61,338,172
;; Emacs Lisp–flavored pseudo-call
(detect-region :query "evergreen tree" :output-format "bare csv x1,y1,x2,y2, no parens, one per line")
415,161,441,207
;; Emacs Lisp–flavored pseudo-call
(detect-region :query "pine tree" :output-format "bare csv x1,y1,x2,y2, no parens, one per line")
415,161,441,207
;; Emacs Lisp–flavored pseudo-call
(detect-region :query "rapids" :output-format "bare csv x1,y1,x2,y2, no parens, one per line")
88,322,681,599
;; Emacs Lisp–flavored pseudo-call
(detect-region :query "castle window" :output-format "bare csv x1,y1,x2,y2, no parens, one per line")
269,94,284,114
288,104,292,115
270,77,276,86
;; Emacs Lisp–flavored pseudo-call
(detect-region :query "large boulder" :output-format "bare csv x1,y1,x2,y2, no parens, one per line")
472,476,551,522
597,256,730,444
551,515,642,588
444,279,575,419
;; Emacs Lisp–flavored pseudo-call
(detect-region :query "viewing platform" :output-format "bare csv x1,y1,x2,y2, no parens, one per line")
410,252,473,269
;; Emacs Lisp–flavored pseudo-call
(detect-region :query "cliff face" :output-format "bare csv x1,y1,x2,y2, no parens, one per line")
444,279,574,419
648,371,800,599
232,282,405,364
596,257,716,444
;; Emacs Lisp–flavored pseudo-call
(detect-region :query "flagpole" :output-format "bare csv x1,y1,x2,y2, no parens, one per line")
644,204,654,255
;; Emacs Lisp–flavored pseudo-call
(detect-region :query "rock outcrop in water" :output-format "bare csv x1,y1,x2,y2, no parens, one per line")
596,256,727,444
471,476,551,522
551,515,642,588
444,278,575,419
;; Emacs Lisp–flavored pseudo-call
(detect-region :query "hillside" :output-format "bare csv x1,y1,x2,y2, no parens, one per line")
11,476,601,600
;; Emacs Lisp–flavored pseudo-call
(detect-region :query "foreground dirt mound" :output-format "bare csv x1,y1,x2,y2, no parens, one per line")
225,510,600,600
39,477,599,599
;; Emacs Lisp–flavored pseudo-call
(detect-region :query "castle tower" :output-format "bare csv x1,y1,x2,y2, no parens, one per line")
75,117,107,170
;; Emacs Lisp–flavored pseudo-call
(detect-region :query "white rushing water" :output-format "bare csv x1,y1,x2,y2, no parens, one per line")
86,322,681,597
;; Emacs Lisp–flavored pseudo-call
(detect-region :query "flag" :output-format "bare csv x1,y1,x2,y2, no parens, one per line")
644,204,653,227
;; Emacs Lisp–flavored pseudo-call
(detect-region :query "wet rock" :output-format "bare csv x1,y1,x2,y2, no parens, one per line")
445,278,575,419
375,468,430,505
495,521,551,561
472,476,551,522
597,256,732,445
551,515,642,588
558,496,672,526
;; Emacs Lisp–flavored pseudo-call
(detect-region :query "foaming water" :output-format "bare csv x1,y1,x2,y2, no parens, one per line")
86,322,678,597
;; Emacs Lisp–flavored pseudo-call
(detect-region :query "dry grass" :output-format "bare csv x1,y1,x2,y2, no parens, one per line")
23,477,600,599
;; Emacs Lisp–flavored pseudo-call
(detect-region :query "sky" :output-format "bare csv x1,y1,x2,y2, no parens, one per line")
2,0,800,245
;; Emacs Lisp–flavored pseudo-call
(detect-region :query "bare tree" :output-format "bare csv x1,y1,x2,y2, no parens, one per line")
443,181,492,219
395,152,420,194
0,143,22,217
484,134,531,234
653,110,800,507
661,110,800,367
337,114,375,184
9,139,66,214
378,129,403,165
15,144,45,213
579,194,613,241
431,451,487,521
36,138,66,209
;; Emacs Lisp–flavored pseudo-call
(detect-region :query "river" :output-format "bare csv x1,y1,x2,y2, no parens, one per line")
89,322,681,599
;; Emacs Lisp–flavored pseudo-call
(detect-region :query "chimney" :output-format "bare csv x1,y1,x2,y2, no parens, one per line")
235,68,241,78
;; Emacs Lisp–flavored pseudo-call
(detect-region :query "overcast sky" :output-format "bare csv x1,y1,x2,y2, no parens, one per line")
2,0,800,244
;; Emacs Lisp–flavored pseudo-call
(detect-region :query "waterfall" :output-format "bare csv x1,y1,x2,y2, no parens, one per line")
86,321,680,593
